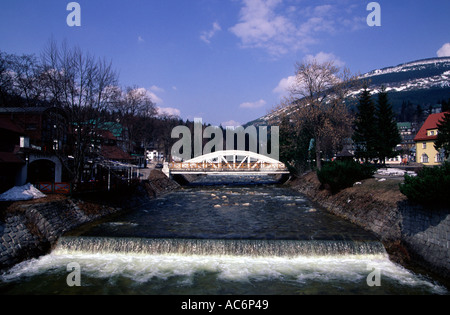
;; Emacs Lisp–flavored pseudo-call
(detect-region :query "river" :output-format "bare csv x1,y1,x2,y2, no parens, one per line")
0,175,447,295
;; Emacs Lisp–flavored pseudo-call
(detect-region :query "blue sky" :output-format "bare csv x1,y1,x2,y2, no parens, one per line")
1,0,450,127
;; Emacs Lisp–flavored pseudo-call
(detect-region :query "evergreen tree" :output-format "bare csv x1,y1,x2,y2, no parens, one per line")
442,98,450,112
435,112,450,159
405,101,414,122
398,100,415,122
352,84,378,162
399,101,407,121
375,87,401,164
415,104,424,123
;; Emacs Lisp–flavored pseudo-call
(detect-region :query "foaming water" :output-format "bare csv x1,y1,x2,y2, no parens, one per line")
1,249,447,295
53,236,387,257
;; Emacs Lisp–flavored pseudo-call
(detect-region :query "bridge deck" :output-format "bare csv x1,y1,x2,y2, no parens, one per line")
170,170,290,175
167,151,290,176
169,162,289,175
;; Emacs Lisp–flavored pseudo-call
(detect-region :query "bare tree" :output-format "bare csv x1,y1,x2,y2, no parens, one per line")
8,54,46,107
277,59,358,170
110,86,157,153
0,51,14,105
118,86,156,118
0,50,62,107
41,40,119,184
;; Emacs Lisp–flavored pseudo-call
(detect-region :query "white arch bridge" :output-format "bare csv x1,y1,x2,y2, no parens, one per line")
167,150,290,176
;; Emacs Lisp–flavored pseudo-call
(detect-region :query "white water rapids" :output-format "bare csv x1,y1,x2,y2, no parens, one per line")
1,239,447,295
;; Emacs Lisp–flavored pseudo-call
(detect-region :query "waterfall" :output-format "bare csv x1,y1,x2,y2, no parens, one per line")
54,236,387,258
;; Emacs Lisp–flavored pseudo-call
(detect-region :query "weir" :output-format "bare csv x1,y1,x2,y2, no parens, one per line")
54,236,387,258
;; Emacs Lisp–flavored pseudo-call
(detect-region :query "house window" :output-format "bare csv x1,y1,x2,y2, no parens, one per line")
436,154,443,163
422,143,427,149
430,131,435,136
421,154,429,163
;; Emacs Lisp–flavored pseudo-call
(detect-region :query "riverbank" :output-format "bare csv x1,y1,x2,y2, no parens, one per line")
288,171,450,283
0,170,179,272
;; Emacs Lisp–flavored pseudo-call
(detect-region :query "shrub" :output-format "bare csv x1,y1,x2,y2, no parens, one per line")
317,160,376,193
399,162,450,207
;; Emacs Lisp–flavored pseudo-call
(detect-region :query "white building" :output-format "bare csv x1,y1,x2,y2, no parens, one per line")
146,150,164,162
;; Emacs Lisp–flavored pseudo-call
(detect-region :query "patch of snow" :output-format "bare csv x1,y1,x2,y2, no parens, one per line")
0,183,46,201
362,57,450,79
376,168,416,177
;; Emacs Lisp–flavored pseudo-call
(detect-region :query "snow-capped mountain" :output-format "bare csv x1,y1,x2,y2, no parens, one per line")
248,57,450,126
358,57,450,94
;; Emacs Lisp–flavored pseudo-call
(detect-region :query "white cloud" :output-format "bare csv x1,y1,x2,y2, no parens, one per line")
150,85,165,93
129,87,154,99
221,120,242,127
230,0,360,56
139,86,167,105
338,15,367,32
437,43,450,57
229,0,297,55
200,22,222,44
125,87,164,106
303,51,345,67
313,5,333,16
138,36,145,43
157,107,181,117
273,52,345,96
240,99,267,109
147,91,163,105
273,75,296,95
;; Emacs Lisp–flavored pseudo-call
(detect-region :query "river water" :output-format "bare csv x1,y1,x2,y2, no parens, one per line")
0,175,448,295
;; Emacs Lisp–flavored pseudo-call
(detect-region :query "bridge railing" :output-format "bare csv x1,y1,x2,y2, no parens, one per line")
169,162,287,172
36,182,72,194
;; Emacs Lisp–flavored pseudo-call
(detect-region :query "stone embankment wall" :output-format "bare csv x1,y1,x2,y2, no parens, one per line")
289,172,450,280
400,203,450,279
0,198,122,271
0,170,179,272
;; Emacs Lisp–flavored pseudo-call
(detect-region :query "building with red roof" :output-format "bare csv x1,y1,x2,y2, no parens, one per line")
414,112,448,166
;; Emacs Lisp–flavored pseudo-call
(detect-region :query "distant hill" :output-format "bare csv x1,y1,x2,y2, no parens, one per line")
246,57,450,127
